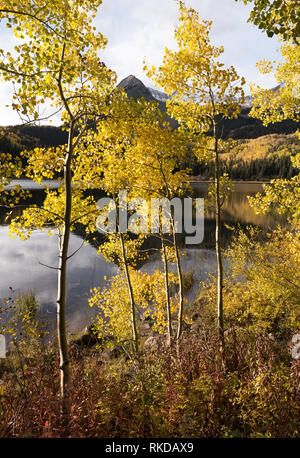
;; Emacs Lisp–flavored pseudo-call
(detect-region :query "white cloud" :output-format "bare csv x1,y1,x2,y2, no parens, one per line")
0,227,118,331
0,0,281,125
95,0,281,92
0,82,18,125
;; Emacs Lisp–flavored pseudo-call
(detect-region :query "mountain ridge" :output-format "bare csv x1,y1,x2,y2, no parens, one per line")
1,75,299,155
117,75,299,140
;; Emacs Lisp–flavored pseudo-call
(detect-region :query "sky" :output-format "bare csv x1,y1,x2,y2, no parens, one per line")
0,0,282,126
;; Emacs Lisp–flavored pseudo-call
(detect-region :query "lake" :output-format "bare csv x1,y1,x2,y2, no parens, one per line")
0,181,282,332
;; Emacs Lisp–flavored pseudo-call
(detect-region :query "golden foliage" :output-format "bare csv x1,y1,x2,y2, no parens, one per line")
144,2,245,133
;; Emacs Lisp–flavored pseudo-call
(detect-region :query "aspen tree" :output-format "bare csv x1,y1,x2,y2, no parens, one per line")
84,100,191,346
247,39,300,222
145,1,245,364
0,0,116,414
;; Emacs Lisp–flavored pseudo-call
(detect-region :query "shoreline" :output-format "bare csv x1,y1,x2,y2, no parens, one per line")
6,177,273,186
188,178,272,184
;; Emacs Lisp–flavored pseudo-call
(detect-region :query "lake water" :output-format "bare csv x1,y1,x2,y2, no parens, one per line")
0,181,282,332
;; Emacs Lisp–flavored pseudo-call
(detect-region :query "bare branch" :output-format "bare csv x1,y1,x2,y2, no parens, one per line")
66,240,85,260
38,260,59,271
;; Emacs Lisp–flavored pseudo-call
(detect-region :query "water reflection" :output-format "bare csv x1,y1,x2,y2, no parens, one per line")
0,181,284,331
4,179,61,190
141,249,218,304
0,226,118,331
192,182,279,228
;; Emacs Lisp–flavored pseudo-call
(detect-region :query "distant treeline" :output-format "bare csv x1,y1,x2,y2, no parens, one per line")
1,123,299,181
190,132,300,180
0,125,67,156
218,107,300,140
194,154,298,180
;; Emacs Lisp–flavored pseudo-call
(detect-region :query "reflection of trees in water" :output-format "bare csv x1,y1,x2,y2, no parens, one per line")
191,183,286,248
0,184,290,333
220,192,283,227
0,189,46,225
1,184,287,252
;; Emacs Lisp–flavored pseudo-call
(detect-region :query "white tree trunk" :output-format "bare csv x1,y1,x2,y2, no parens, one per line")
160,228,172,346
57,122,73,416
213,120,226,367
119,232,138,353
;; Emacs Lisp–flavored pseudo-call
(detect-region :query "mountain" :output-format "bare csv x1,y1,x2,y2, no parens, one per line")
218,105,299,139
118,74,172,103
240,82,285,110
117,75,178,128
117,75,299,139
118,75,155,102
148,88,172,103
1,76,299,156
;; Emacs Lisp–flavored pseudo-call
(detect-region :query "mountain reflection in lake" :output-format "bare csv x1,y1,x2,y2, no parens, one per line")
0,181,283,332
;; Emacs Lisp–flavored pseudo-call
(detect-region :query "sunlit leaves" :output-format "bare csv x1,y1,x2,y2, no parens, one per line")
90,270,151,349
225,225,300,330
90,268,180,348
144,2,245,135
235,0,300,43
0,1,118,245
0,0,116,124
249,153,300,222
206,173,235,213
249,41,300,222
250,42,300,126
9,187,99,240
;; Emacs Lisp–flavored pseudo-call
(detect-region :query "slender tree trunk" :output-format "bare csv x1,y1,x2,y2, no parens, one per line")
163,183,184,344
160,171,184,347
57,121,73,416
171,220,184,342
119,231,138,353
160,225,172,346
213,120,226,368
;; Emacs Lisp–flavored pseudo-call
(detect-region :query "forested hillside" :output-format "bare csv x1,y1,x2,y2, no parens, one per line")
1,76,299,181
0,0,299,441
193,133,300,180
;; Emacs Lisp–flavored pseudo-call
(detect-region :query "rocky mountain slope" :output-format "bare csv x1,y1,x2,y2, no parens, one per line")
1,75,299,155
118,76,299,140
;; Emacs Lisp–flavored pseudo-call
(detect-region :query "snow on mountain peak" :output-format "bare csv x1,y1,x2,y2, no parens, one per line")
148,87,171,102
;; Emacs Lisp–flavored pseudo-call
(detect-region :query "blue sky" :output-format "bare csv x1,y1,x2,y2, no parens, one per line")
0,0,281,125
